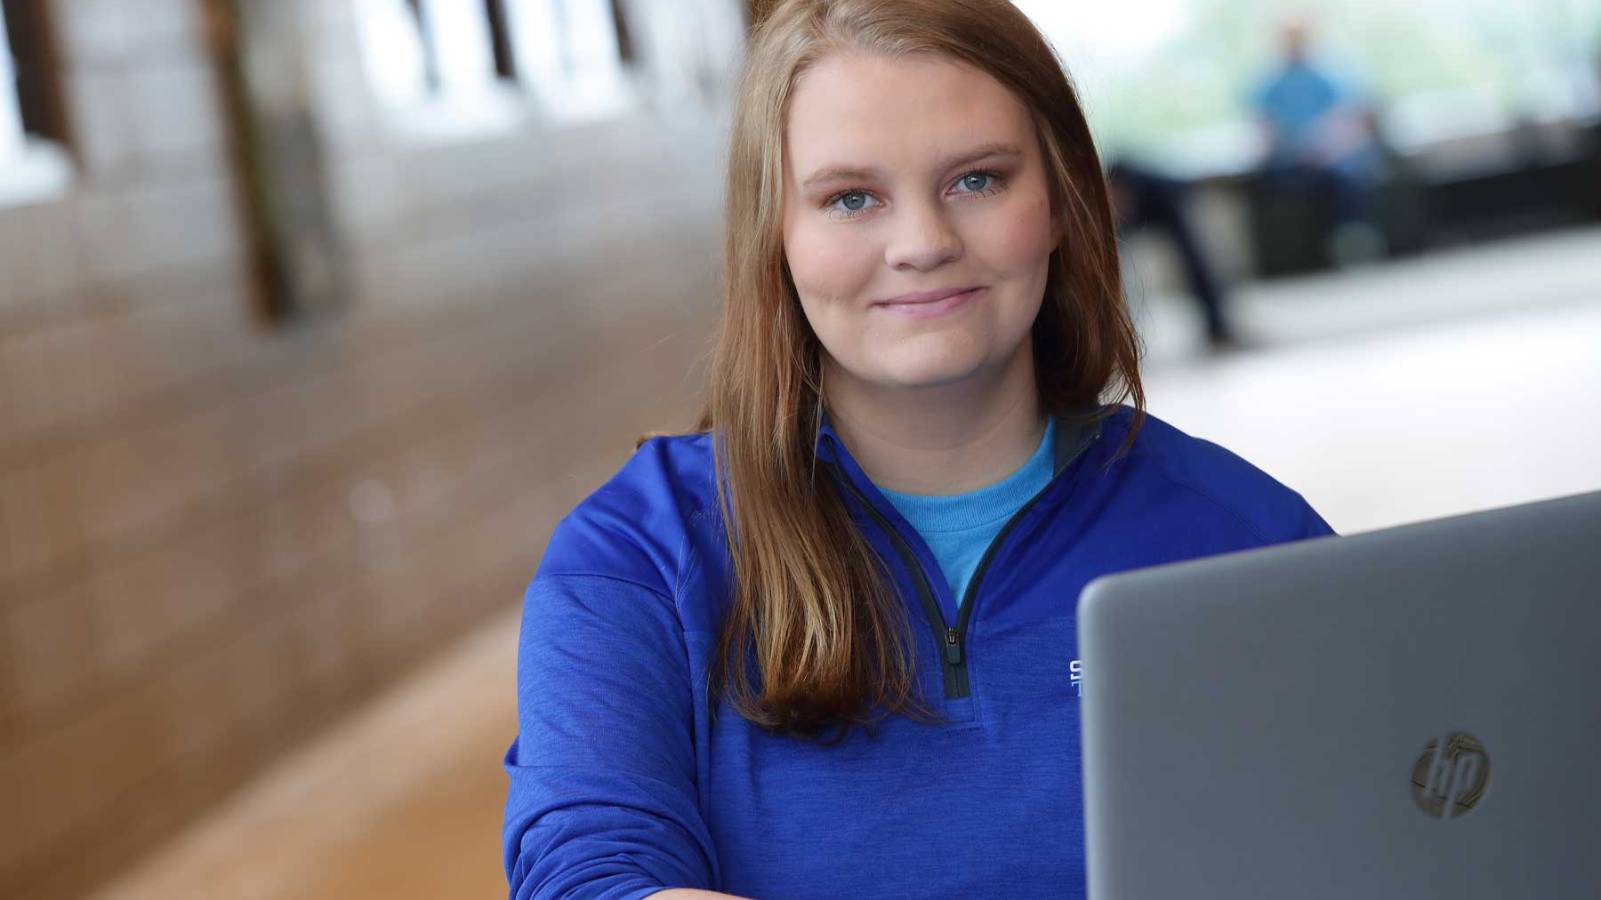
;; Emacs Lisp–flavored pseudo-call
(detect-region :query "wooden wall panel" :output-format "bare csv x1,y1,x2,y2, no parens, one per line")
0,0,733,895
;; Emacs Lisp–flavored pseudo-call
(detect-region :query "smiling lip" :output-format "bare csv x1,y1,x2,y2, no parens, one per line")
874,286,985,318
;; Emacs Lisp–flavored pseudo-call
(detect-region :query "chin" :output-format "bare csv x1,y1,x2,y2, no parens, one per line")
876,354,988,390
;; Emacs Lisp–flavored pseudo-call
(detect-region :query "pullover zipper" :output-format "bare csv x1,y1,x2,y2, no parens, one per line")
824,423,1100,699
830,471,959,695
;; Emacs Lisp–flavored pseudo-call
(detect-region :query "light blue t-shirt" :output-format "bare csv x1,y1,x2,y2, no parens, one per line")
878,418,1056,608
1250,56,1381,179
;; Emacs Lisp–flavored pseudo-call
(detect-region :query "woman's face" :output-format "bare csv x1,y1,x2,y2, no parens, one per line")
781,51,1059,394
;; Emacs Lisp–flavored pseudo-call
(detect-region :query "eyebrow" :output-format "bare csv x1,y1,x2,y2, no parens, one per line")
799,142,1023,189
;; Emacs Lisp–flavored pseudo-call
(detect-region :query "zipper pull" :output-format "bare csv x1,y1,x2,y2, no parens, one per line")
944,628,963,666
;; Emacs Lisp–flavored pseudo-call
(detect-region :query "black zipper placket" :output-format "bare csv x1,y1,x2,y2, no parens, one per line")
945,475,1066,695
830,468,960,696
826,426,1099,699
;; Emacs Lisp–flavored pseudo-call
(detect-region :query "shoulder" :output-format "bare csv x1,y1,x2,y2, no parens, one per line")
533,431,720,597
1105,405,1335,543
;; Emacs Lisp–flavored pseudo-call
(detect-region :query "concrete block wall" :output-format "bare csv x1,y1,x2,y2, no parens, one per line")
0,0,735,896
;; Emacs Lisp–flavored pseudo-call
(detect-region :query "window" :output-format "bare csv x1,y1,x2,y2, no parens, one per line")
355,0,514,105
415,0,501,98
354,0,650,130
506,0,631,121
353,0,431,105
353,0,525,140
0,2,20,153
625,0,745,107
1,3,25,158
1012,0,1601,176
0,0,71,206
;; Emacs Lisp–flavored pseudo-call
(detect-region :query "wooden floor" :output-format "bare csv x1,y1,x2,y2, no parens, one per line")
87,605,519,900
90,226,1601,899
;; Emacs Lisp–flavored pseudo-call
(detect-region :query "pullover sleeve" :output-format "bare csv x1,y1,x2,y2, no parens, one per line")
1296,492,1339,540
1298,501,1338,540
502,572,717,899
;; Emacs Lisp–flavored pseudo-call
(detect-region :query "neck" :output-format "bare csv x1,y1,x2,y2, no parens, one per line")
823,346,1045,495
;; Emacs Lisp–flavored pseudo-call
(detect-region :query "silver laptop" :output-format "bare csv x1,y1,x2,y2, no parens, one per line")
1077,489,1601,899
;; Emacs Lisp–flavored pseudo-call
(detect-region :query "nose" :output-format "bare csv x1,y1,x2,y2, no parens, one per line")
884,199,964,272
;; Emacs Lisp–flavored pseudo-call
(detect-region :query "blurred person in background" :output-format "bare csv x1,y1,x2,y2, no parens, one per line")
503,1,1334,898
1249,16,1388,266
1106,157,1243,352
1593,26,1601,154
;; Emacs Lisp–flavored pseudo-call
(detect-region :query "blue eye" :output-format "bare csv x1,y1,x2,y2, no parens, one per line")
825,190,880,218
956,172,998,193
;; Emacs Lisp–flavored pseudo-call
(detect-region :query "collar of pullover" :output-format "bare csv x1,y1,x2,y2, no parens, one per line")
812,402,1107,520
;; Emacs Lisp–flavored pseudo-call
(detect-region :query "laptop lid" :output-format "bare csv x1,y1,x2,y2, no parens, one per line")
1077,489,1601,899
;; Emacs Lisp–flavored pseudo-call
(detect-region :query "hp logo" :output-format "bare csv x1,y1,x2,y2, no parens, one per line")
1410,732,1490,819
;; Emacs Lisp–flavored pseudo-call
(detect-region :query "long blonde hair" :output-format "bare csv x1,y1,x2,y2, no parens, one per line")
646,0,1145,743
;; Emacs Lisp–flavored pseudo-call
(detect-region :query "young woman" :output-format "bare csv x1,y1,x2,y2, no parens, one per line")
503,2,1335,898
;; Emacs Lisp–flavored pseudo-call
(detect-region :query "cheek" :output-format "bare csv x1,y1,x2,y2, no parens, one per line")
783,221,879,313
982,190,1057,273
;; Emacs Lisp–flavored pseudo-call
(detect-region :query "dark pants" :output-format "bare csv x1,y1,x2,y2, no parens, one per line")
1107,160,1231,342
1258,159,1380,227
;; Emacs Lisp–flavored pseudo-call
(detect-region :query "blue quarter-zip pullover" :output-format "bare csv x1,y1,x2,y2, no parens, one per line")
503,404,1336,899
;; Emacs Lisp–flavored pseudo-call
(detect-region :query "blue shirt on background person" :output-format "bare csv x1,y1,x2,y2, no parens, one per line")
1249,25,1384,185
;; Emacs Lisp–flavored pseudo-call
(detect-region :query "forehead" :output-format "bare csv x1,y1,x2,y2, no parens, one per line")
784,51,1037,172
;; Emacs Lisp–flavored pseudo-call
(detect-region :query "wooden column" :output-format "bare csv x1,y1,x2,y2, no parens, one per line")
201,0,349,324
